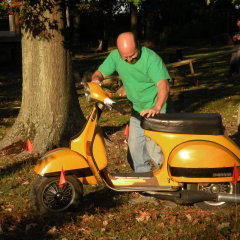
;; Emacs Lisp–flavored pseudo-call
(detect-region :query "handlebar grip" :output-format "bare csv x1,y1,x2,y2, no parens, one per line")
112,103,126,115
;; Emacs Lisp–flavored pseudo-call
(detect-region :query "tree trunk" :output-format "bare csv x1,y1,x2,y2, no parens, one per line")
130,3,138,37
72,14,81,48
0,1,85,154
9,15,16,32
144,11,154,41
101,13,109,52
142,0,156,42
14,13,21,36
237,104,240,132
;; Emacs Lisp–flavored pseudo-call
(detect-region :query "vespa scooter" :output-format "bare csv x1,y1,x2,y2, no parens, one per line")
31,82,240,213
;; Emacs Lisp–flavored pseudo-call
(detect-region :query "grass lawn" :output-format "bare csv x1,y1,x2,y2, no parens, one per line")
0,43,240,239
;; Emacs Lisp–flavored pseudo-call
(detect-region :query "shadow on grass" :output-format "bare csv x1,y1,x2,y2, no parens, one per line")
0,188,125,240
0,156,37,180
0,108,19,118
102,124,126,136
231,128,240,146
173,83,240,113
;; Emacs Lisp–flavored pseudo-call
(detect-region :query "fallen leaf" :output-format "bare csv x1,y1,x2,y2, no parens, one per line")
78,227,91,234
103,220,108,227
4,208,12,212
158,222,165,228
47,226,57,234
185,214,192,222
136,211,151,222
170,215,177,223
82,214,95,224
192,218,199,225
217,222,230,230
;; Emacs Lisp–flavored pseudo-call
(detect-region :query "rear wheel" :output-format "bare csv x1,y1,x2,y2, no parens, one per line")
192,182,240,210
31,175,83,214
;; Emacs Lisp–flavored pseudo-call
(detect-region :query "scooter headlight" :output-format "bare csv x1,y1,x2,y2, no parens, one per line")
84,85,91,102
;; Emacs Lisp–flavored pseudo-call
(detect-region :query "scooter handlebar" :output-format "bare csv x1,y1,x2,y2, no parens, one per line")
111,102,126,115
103,97,126,115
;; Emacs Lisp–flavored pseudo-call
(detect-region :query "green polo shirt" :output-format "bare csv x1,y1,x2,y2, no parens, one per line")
99,46,170,113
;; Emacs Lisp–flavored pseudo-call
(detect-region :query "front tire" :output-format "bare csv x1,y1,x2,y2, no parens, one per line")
193,182,240,210
31,175,83,214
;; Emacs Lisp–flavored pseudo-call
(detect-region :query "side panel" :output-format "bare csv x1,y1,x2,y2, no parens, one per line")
34,148,97,185
168,141,240,182
92,127,108,170
71,126,108,170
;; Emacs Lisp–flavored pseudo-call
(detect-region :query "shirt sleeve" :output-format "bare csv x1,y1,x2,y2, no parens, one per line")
147,52,171,84
98,50,117,76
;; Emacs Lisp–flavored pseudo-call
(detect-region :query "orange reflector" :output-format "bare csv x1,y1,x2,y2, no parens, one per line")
86,141,91,156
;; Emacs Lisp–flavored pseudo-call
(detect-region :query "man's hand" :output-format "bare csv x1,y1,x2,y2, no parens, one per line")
116,86,126,97
140,106,160,118
91,70,105,85
140,79,169,118
91,78,101,84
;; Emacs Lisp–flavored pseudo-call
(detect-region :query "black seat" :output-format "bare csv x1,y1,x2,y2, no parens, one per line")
141,113,224,135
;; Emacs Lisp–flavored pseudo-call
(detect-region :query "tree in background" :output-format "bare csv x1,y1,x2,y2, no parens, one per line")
1,0,240,154
73,0,240,48
74,0,127,51
0,0,85,153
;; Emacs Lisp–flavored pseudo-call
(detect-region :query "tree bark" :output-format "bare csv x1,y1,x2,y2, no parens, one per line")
101,13,109,52
0,1,85,154
130,3,138,37
237,105,240,131
144,10,154,41
141,0,158,42
9,15,16,32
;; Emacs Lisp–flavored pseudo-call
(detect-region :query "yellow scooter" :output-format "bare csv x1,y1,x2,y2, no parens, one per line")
32,82,240,213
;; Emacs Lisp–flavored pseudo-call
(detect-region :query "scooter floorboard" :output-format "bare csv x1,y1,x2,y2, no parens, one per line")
109,185,178,192
111,171,153,179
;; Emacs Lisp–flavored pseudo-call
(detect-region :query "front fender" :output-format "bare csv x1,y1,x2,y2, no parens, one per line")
34,148,97,185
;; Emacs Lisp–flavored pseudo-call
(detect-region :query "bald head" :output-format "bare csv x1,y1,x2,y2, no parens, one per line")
117,32,139,63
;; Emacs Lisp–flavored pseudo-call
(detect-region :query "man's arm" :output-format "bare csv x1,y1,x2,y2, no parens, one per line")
91,70,106,84
140,79,169,118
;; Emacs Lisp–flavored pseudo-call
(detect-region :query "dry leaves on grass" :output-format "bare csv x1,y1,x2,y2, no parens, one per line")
81,214,95,224
0,140,25,156
135,210,151,222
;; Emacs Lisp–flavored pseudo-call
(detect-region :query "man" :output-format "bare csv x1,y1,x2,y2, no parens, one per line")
91,32,171,173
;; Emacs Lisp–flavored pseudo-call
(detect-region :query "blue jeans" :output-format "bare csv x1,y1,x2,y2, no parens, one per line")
127,110,165,173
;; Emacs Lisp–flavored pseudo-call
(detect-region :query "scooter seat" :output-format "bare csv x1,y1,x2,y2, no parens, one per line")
141,113,224,135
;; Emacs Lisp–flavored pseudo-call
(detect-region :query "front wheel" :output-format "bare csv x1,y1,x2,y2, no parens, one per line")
192,182,240,210
31,175,83,214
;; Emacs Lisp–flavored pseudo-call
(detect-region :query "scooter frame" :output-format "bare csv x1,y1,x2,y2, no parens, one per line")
32,83,240,212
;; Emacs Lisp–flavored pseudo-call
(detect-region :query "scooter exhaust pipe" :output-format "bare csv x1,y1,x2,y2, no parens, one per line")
152,190,215,204
153,191,240,204
217,193,240,203
178,190,215,204
178,191,240,203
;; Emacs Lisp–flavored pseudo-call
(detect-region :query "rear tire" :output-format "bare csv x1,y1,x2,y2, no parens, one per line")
193,182,240,210
31,175,83,214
